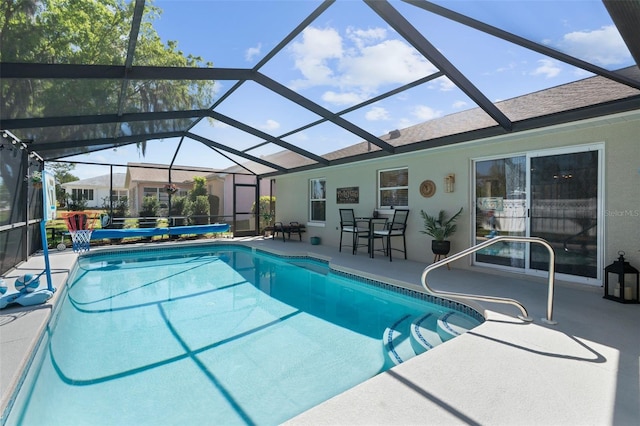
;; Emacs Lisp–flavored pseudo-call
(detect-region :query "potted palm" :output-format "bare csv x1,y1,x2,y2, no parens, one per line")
420,207,463,256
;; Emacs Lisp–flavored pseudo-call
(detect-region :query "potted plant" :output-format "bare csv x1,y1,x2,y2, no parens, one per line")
164,183,179,195
420,207,463,255
27,171,43,188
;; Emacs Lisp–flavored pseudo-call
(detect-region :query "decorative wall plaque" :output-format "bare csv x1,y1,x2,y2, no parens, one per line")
337,186,359,204
419,180,436,198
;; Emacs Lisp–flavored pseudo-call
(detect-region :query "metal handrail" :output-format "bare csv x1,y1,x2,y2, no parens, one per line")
421,236,557,324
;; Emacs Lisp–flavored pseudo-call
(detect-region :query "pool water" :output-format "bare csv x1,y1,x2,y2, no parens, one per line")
6,245,481,425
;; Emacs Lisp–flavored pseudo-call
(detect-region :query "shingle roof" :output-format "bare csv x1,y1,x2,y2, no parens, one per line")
61,173,126,188
126,163,219,183
324,66,640,160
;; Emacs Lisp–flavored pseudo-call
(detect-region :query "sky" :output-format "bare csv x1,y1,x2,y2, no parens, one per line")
64,0,634,180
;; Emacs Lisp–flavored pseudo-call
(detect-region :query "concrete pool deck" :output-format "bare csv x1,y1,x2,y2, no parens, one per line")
1,237,638,425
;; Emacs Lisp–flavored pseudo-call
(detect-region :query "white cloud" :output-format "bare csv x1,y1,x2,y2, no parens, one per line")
495,62,517,73
365,106,390,121
245,43,262,62
260,119,280,131
290,27,343,89
289,26,436,105
340,39,436,90
438,77,456,91
559,25,630,66
322,91,364,105
530,59,561,78
412,105,442,121
429,76,456,92
346,26,387,49
452,100,468,109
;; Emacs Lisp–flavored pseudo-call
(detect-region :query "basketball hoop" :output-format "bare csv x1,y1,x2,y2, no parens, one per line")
62,212,99,252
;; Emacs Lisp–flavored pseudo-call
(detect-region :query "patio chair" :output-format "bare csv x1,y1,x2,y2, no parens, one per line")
372,209,409,261
288,221,304,241
339,209,369,254
273,222,286,242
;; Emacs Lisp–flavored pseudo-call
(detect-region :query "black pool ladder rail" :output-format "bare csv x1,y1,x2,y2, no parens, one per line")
420,236,557,325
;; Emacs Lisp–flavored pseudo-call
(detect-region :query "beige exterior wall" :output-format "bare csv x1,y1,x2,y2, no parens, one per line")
274,111,640,284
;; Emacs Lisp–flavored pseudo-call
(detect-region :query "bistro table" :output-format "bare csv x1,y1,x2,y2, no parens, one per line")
355,217,388,257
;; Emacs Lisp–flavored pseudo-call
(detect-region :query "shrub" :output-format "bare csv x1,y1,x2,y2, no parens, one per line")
101,195,129,217
67,193,88,211
186,195,210,224
139,196,159,217
170,195,186,215
252,195,275,230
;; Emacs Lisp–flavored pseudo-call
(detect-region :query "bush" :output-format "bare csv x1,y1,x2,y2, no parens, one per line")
101,196,129,218
170,195,186,215
252,195,275,230
139,196,159,217
67,193,88,211
186,195,209,225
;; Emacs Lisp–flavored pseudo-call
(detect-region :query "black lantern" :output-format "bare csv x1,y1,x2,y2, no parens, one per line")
603,251,639,304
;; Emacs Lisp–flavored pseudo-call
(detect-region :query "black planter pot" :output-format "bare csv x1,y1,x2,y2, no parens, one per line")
431,240,451,255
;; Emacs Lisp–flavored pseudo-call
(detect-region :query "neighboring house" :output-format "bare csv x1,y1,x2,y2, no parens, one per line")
125,163,221,216
61,173,127,209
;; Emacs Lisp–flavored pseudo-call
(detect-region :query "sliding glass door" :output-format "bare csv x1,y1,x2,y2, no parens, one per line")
475,156,527,268
530,150,600,278
474,146,602,282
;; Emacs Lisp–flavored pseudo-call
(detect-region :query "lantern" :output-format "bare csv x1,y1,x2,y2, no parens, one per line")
603,251,639,304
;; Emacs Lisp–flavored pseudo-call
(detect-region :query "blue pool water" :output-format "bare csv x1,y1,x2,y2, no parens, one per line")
6,244,482,425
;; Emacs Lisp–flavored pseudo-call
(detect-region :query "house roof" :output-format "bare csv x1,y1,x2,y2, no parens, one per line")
61,173,126,189
2,1,640,177
125,163,219,184
225,67,640,176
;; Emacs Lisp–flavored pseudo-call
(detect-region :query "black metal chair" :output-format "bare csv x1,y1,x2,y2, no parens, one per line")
339,209,369,254
273,222,286,242
288,221,304,241
372,209,409,261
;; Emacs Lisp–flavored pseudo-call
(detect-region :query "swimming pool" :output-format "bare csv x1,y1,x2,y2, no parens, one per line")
4,244,482,425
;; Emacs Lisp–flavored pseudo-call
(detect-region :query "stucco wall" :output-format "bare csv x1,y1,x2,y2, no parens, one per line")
274,112,640,283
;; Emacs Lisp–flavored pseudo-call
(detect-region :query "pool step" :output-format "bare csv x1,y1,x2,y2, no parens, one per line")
410,313,443,355
437,311,482,342
383,314,414,366
383,311,482,366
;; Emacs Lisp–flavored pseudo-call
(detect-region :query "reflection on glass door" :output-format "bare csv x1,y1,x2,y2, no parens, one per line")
474,156,527,268
474,148,601,281
530,151,599,278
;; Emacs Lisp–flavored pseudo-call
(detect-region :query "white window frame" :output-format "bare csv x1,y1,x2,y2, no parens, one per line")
72,188,94,201
309,178,326,223
378,167,408,209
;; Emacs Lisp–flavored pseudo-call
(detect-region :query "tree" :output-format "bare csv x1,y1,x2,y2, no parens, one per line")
45,162,78,207
0,0,216,155
188,176,208,201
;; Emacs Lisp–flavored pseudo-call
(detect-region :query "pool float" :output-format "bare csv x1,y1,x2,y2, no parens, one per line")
0,277,54,309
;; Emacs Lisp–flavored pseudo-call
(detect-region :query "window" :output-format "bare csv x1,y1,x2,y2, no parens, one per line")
72,188,94,201
378,167,408,208
143,187,160,198
309,178,326,222
110,190,127,202
143,187,168,209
